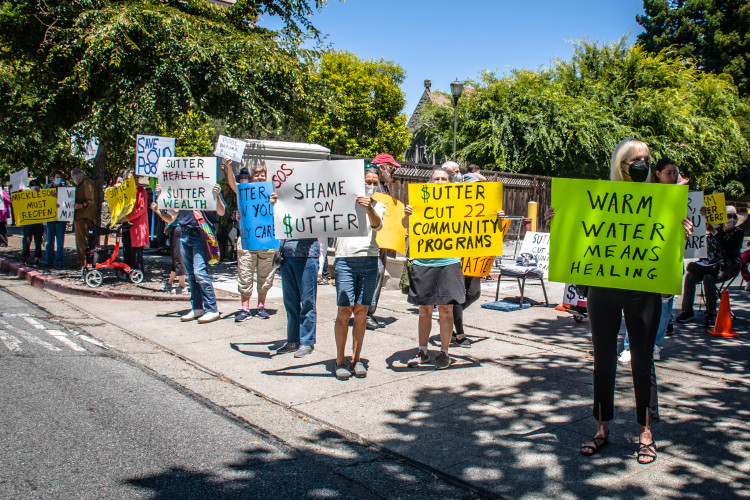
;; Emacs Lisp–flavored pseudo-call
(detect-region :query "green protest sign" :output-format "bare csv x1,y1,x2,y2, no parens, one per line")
549,178,688,295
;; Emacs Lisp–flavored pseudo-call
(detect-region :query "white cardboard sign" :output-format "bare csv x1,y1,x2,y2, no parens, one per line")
156,157,217,211
685,191,707,259
519,231,550,277
269,159,367,238
9,167,28,192
136,135,176,177
56,187,76,222
214,135,247,163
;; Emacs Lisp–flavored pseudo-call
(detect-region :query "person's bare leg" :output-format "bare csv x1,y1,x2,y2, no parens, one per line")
335,306,353,365
257,290,268,308
418,305,433,347
167,271,176,286
437,304,453,350
241,296,250,309
637,414,656,463
351,304,368,363
581,404,609,455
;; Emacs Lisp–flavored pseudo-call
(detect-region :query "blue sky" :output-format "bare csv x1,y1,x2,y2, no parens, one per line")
262,0,646,116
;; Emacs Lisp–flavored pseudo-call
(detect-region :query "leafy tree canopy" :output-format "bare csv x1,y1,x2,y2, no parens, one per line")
417,40,749,196
637,0,750,96
306,51,411,159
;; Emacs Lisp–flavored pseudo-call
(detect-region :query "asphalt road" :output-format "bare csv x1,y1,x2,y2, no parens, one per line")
0,287,473,499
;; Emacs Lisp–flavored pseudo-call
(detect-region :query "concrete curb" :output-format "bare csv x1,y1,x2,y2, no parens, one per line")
0,257,237,302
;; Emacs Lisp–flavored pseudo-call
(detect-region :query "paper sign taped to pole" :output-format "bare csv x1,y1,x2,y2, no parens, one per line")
685,191,707,258
214,135,247,164
703,192,726,225
371,192,407,255
408,182,504,258
105,177,137,227
238,181,279,250
56,187,76,222
9,168,28,192
157,157,218,211
10,189,57,225
136,134,176,177
548,178,688,295
270,159,367,238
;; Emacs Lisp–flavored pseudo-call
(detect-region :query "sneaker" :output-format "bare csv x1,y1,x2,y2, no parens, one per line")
434,351,452,370
703,313,716,328
366,316,379,330
375,318,386,328
274,342,299,354
432,306,439,319
653,346,661,361
163,282,172,293
675,311,694,323
665,321,674,336
256,305,270,319
294,345,315,358
335,364,351,380
352,361,367,378
407,350,430,367
173,286,185,295
452,333,472,348
235,309,253,322
181,309,205,321
197,311,221,323
618,349,631,364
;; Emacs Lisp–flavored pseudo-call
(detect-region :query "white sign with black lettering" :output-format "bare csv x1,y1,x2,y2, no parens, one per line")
519,231,550,277
685,191,707,259
56,187,76,222
156,157,217,211
214,135,247,164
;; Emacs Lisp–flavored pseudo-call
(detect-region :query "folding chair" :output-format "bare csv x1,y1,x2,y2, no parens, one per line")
494,264,549,307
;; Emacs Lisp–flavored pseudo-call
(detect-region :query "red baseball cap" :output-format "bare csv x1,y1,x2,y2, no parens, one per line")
372,153,401,168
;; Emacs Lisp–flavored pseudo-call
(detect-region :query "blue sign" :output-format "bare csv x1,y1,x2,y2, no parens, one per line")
238,181,278,250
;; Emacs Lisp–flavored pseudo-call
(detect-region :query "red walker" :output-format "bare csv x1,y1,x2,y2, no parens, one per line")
81,226,144,287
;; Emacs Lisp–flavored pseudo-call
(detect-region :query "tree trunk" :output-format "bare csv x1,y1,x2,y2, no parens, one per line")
91,138,109,232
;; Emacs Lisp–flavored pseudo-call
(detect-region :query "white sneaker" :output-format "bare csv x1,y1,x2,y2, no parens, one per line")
197,311,221,323
653,346,661,361
618,349,631,363
181,309,205,321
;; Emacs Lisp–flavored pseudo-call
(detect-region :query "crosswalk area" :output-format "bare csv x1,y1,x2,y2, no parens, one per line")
0,312,108,356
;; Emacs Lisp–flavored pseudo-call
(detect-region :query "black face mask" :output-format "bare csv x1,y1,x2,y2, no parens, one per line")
628,160,650,182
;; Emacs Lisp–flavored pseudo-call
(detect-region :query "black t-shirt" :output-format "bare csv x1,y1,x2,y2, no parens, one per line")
178,210,217,229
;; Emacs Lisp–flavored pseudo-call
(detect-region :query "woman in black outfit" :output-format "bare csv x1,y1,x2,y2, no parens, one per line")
547,138,692,465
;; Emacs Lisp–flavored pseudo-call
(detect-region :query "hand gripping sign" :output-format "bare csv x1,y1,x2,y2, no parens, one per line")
548,178,688,295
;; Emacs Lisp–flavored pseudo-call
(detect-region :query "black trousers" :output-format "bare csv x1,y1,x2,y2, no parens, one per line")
587,287,661,426
22,224,44,260
453,276,482,335
681,261,740,316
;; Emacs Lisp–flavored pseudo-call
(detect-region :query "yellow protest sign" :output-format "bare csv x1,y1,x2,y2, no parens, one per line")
106,177,137,228
10,189,58,226
408,182,504,258
703,192,726,225
548,178,688,295
371,192,407,255
460,219,511,276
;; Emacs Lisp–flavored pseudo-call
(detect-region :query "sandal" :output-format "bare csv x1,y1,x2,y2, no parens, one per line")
580,435,609,456
637,441,657,464
317,277,329,285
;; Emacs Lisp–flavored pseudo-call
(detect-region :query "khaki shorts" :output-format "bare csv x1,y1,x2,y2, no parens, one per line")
237,239,277,297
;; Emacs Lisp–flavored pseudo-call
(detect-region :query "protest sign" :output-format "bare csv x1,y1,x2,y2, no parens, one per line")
519,231,550,277
157,157,217,211
56,187,76,222
685,191,707,258
136,135,176,177
238,181,278,250
371,192,407,255
703,192,726,225
105,177,137,227
214,135,247,164
269,159,367,238
548,178,688,295
408,182,504,258
460,219,511,277
9,168,28,192
10,189,57,225
562,284,587,308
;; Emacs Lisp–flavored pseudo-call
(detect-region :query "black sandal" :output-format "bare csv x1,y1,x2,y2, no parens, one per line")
580,435,608,456
637,441,657,464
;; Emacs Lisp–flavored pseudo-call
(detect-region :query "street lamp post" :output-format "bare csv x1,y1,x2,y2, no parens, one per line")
450,79,464,160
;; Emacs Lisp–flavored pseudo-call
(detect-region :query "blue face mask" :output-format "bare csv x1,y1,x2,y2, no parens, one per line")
54,178,62,185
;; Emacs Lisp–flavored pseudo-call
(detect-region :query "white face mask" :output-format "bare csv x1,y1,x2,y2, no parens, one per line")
239,178,250,184
365,185,376,196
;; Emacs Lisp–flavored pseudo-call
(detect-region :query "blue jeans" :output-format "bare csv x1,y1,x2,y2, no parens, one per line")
45,221,66,266
334,257,378,307
180,229,218,313
624,295,672,350
280,256,318,346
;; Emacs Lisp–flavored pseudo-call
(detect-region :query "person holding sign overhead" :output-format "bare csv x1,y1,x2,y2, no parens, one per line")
402,167,466,370
154,182,226,324
546,139,692,465
332,168,386,380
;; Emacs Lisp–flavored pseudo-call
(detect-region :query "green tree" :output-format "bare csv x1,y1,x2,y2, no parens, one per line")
637,0,750,96
306,51,411,158
417,40,749,196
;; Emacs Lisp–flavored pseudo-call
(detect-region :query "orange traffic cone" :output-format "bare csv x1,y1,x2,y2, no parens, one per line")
708,290,739,338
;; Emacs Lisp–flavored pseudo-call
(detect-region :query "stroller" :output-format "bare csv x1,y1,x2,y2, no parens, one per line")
81,226,144,287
